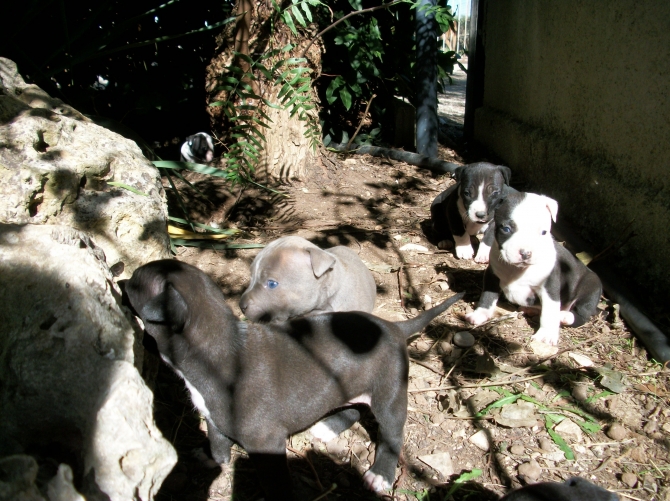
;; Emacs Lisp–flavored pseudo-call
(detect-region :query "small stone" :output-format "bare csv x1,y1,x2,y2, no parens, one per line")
423,294,432,307
572,384,589,402
453,331,475,348
643,421,658,434
510,444,525,455
621,472,638,488
606,423,628,441
539,438,554,452
662,422,670,433
430,412,446,426
437,341,452,355
469,430,490,451
629,446,647,463
495,401,539,428
438,282,450,291
517,460,542,481
418,452,454,478
529,341,559,358
554,418,583,443
374,225,383,231
410,307,418,315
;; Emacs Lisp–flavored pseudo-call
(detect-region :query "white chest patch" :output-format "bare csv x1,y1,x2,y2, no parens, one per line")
161,354,212,419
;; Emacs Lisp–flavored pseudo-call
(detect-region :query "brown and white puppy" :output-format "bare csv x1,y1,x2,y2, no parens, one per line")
430,162,511,263
465,191,602,345
124,260,463,500
239,236,376,322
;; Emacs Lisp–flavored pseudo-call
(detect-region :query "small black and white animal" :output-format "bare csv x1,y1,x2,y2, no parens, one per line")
430,162,512,263
123,259,464,501
465,191,602,346
180,132,215,164
500,477,618,501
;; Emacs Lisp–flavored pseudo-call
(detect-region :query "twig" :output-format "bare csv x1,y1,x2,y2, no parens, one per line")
310,483,337,501
286,446,324,492
397,263,405,309
411,358,443,376
589,455,613,474
408,372,548,393
346,94,376,150
301,0,403,58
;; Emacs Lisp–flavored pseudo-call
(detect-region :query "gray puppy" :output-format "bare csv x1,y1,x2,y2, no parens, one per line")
240,236,376,322
124,260,463,501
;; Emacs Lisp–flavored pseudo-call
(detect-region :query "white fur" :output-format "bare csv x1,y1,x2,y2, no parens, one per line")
454,232,474,259
474,242,491,263
161,354,212,419
466,182,488,222
309,421,338,442
362,471,391,492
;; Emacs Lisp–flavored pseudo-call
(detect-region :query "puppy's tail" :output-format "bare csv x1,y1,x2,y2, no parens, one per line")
395,292,465,338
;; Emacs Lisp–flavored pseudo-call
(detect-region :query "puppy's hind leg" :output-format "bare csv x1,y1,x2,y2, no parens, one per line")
310,408,361,442
363,388,407,493
568,273,603,328
206,418,234,464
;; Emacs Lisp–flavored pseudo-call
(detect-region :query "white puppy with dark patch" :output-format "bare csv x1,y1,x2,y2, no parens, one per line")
465,191,602,345
180,132,215,164
430,162,511,263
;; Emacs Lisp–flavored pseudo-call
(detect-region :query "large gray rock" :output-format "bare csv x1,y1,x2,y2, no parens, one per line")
0,58,177,500
0,224,177,500
0,57,171,278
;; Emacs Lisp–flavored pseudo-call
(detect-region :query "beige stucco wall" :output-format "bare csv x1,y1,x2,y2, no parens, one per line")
474,1,670,294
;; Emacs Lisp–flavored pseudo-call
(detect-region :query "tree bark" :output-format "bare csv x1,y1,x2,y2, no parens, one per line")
205,0,323,181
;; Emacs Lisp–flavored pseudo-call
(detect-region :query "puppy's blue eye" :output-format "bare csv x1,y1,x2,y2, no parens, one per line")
266,280,278,289
501,226,511,233
541,230,547,236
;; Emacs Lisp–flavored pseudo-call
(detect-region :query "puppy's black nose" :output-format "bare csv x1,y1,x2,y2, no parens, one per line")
519,249,532,260
475,211,486,219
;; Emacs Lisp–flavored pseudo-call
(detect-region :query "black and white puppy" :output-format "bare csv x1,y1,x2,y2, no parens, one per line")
124,260,463,500
500,477,618,501
430,162,511,263
465,191,602,345
180,132,215,163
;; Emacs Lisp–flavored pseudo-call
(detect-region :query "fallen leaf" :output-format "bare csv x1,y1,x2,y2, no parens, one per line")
568,352,594,367
576,251,593,265
399,243,429,252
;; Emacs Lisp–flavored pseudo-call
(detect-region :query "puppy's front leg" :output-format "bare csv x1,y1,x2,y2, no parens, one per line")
206,418,233,464
465,266,500,325
531,281,561,346
248,450,293,501
453,232,475,260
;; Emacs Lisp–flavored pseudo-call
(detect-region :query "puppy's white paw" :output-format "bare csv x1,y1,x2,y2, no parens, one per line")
455,244,474,260
559,311,575,325
309,421,338,443
465,308,491,326
474,244,491,263
531,328,560,346
362,471,391,493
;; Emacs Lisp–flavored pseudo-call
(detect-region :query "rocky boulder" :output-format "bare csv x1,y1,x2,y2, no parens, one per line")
0,58,177,501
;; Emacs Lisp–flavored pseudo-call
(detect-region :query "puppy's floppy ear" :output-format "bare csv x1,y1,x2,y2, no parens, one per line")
453,166,465,182
542,196,559,223
307,247,337,278
141,282,189,332
499,165,512,185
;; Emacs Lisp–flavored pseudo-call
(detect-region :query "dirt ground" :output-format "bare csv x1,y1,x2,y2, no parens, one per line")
152,131,670,501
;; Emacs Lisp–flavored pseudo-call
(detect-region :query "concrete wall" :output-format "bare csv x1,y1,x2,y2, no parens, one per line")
474,1,670,295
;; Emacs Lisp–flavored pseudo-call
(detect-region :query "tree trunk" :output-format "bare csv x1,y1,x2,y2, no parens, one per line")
205,0,323,181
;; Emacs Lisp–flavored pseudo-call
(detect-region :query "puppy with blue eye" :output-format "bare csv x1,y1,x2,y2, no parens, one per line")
240,236,377,323
465,191,602,345
430,162,511,263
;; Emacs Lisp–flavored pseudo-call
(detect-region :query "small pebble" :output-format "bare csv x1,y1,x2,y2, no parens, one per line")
571,384,589,402
469,430,490,451
539,438,554,452
453,331,475,348
517,460,542,481
606,422,628,441
621,472,638,488
643,420,658,434
510,444,525,455
438,282,450,291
